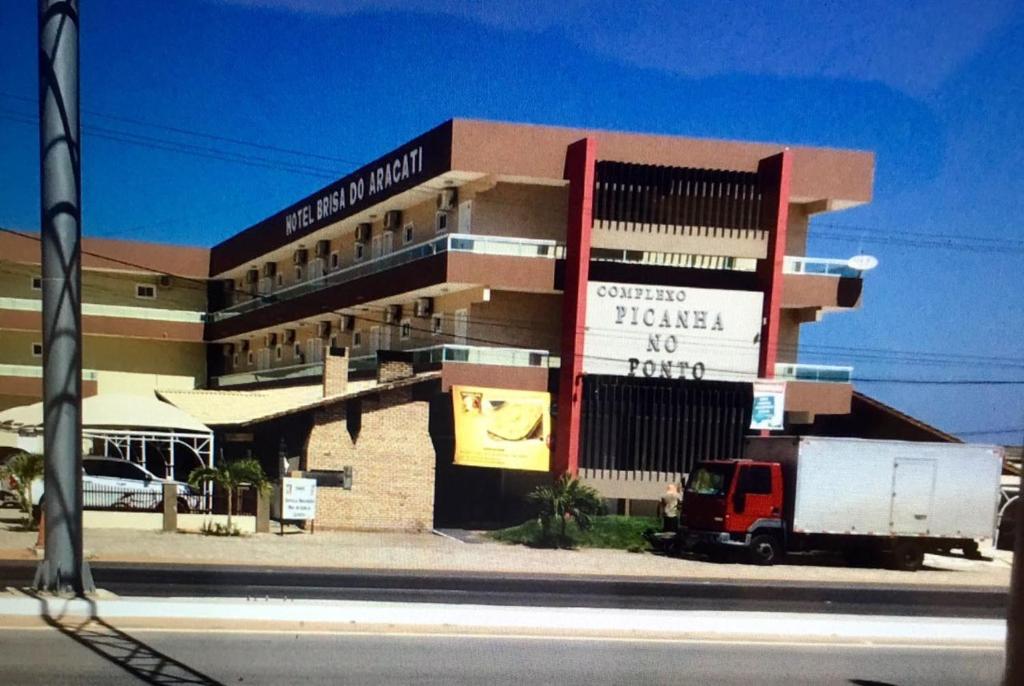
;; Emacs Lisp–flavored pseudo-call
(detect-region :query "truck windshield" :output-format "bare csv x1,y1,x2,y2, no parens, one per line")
686,464,733,497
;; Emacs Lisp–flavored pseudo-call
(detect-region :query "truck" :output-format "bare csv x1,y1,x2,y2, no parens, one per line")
677,436,1004,571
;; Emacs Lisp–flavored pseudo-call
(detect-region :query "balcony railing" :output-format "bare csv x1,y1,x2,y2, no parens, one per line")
210,233,562,323
0,363,99,381
783,256,864,278
0,297,204,323
213,343,554,387
775,362,853,383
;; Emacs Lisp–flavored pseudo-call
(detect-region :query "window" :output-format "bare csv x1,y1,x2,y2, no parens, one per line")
330,252,340,270
403,222,415,245
354,242,365,261
434,210,448,234
232,353,239,368
30,276,41,291
247,351,255,366
738,466,773,495
400,319,411,340
294,342,303,360
31,342,43,358
276,273,284,287
294,265,304,282
330,335,338,350
431,314,443,336
353,331,362,348
275,345,283,361
135,283,157,299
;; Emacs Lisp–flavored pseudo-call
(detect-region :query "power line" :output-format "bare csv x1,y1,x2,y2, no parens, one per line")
0,91,363,167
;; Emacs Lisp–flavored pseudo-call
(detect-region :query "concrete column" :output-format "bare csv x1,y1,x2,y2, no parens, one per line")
553,137,597,476
256,489,270,534
162,482,177,532
756,150,793,382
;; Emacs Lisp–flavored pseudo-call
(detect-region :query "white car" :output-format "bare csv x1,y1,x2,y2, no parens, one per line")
30,456,199,515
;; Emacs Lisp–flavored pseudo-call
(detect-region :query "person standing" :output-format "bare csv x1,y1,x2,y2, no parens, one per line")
660,483,681,532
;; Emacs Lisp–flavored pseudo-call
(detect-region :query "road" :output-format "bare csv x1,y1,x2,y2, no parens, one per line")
0,560,1007,617
0,624,1005,685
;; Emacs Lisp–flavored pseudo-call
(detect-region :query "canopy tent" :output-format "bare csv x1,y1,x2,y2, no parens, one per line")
0,393,214,480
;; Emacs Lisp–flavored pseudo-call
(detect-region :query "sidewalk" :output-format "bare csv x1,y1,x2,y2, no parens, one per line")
0,518,1012,588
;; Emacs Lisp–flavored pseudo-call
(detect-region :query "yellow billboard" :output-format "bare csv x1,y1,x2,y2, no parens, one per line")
451,385,551,472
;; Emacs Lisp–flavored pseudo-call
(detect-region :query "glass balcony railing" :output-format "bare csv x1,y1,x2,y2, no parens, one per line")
775,362,853,383
213,344,554,387
0,297,205,323
783,256,864,278
0,363,99,381
210,233,562,323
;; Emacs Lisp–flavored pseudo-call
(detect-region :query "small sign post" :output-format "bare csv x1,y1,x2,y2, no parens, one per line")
281,477,317,534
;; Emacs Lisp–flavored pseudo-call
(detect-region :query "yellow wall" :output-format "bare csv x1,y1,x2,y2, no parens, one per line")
0,330,205,380
0,260,207,311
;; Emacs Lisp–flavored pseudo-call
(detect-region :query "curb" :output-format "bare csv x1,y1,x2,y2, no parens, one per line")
0,593,1006,646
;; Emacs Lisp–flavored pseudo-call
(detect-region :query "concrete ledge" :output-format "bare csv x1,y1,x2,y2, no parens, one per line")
0,594,1004,645
82,511,255,534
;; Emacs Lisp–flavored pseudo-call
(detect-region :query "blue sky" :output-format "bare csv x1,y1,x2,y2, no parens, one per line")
1,1,1022,443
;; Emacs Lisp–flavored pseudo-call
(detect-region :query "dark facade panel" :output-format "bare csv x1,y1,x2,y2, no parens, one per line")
580,375,752,475
593,161,762,231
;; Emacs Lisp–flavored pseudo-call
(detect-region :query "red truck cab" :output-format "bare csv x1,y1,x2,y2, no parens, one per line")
680,459,785,564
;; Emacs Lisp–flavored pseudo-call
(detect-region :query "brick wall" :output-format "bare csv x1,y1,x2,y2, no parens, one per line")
305,387,435,531
322,346,348,397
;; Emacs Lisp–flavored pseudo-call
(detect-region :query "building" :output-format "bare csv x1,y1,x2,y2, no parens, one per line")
2,118,909,529
0,231,209,411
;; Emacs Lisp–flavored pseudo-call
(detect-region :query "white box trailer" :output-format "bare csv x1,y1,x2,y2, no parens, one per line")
669,436,1008,569
744,436,1004,542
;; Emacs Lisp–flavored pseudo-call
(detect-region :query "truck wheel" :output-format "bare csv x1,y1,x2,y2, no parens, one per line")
889,541,924,571
749,534,781,566
961,541,982,560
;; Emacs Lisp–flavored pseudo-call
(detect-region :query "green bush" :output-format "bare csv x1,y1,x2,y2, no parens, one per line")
526,473,605,548
0,452,43,529
489,515,659,551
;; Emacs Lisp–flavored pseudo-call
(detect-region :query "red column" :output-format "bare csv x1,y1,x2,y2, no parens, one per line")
553,137,597,476
756,150,793,381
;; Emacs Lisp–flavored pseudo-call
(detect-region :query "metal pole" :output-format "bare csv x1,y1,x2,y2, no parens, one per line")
1005,446,1024,685
34,0,92,594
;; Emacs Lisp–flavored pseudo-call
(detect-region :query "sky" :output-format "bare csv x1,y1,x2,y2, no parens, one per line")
0,0,1022,443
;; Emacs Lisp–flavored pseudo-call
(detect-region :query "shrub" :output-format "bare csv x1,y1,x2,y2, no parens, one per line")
527,473,605,548
0,452,43,528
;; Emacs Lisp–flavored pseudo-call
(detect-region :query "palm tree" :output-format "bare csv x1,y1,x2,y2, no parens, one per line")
188,458,269,532
0,452,44,526
527,473,604,548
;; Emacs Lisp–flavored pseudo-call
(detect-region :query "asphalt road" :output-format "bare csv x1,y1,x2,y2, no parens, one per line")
0,560,1009,617
0,626,1004,685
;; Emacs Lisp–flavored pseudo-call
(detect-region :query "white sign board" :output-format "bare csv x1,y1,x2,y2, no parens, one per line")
583,282,764,381
281,477,317,520
750,380,787,430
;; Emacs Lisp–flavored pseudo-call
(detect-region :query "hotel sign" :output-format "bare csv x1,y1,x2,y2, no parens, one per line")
582,281,763,382
210,120,454,275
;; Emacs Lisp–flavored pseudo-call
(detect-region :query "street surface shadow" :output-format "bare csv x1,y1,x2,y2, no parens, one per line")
849,680,900,686
32,593,224,685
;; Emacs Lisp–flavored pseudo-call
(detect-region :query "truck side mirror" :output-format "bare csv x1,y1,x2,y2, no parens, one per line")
733,491,746,513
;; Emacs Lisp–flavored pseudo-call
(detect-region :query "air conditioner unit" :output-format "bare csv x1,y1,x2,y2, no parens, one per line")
355,222,372,242
339,315,354,331
223,343,234,356
292,249,309,265
267,333,278,347
315,239,331,257
158,275,172,288
285,329,297,344
383,210,402,230
262,262,277,278
245,269,259,285
437,188,457,211
240,340,250,352
317,321,332,338
385,304,402,324
414,297,433,318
